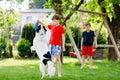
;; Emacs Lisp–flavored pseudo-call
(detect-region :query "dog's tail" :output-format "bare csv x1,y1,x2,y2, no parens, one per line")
47,61,55,77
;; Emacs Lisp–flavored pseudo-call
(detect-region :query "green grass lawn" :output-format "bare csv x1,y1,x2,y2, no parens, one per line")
0,57,120,80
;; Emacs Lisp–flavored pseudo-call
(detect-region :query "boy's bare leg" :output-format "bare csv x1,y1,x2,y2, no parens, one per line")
55,55,61,77
89,56,92,69
81,55,85,69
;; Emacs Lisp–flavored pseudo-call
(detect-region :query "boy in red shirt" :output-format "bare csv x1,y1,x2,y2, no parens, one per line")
81,23,97,69
38,14,65,77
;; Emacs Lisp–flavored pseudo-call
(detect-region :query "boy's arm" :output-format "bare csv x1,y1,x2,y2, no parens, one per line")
81,37,83,50
93,36,97,48
38,20,48,28
62,34,66,51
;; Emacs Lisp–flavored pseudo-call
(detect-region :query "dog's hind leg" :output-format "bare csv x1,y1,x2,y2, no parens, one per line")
40,62,46,79
47,61,55,78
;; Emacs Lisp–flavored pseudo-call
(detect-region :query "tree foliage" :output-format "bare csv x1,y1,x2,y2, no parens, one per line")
29,0,45,8
44,0,84,25
0,7,18,36
0,8,6,29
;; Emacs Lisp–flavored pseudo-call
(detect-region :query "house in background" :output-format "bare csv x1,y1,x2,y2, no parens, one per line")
20,9,54,30
12,9,54,45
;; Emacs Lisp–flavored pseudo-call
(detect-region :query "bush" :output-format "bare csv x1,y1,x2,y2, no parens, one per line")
97,31,107,49
21,23,35,45
0,35,8,58
70,27,82,47
97,33,107,44
16,38,32,57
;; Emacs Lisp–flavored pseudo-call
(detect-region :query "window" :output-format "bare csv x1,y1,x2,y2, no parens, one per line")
26,16,32,23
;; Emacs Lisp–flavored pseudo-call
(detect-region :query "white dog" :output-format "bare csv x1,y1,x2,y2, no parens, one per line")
31,25,55,79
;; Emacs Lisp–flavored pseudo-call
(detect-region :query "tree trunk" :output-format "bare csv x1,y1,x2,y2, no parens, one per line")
108,27,119,60
9,45,13,57
98,0,120,60
108,4,120,60
0,51,1,58
8,27,13,58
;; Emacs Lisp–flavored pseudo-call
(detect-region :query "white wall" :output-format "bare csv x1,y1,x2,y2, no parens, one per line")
20,9,54,31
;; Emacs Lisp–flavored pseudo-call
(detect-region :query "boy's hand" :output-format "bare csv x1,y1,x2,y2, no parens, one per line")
38,20,44,25
62,46,66,52
81,47,82,51
95,44,97,48
93,43,97,49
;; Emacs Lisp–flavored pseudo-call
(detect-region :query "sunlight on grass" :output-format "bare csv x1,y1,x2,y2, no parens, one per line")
95,59,108,63
92,65,98,69
0,58,39,66
85,65,98,69
0,57,120,80
63,57,78,63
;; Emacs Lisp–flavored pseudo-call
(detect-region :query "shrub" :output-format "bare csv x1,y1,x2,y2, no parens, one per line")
0,35,8,58
16,38,32,57
21,23,35,45
70,26,82,47
97,33,107,44
97,31,107,49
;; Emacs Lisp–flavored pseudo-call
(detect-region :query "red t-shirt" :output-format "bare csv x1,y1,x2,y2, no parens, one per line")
48,24,64,45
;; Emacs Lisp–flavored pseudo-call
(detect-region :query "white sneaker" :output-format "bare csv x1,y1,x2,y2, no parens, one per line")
58,74,61,77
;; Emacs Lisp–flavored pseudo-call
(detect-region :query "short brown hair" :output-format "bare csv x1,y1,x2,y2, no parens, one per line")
85,22,91,27
52,14,60,20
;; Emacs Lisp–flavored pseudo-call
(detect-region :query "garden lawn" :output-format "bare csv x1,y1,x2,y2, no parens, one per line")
0,57,120,80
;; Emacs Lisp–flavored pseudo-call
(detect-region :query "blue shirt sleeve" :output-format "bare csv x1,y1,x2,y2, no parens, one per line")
92,31,95,37
82,31,84,38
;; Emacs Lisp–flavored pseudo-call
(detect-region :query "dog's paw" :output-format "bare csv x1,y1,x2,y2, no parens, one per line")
41,76,44,80
30,46,36,52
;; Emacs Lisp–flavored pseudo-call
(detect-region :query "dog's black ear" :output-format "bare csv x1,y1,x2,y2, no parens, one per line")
43,51,51,58
36,25,41,33
43,26,47,32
